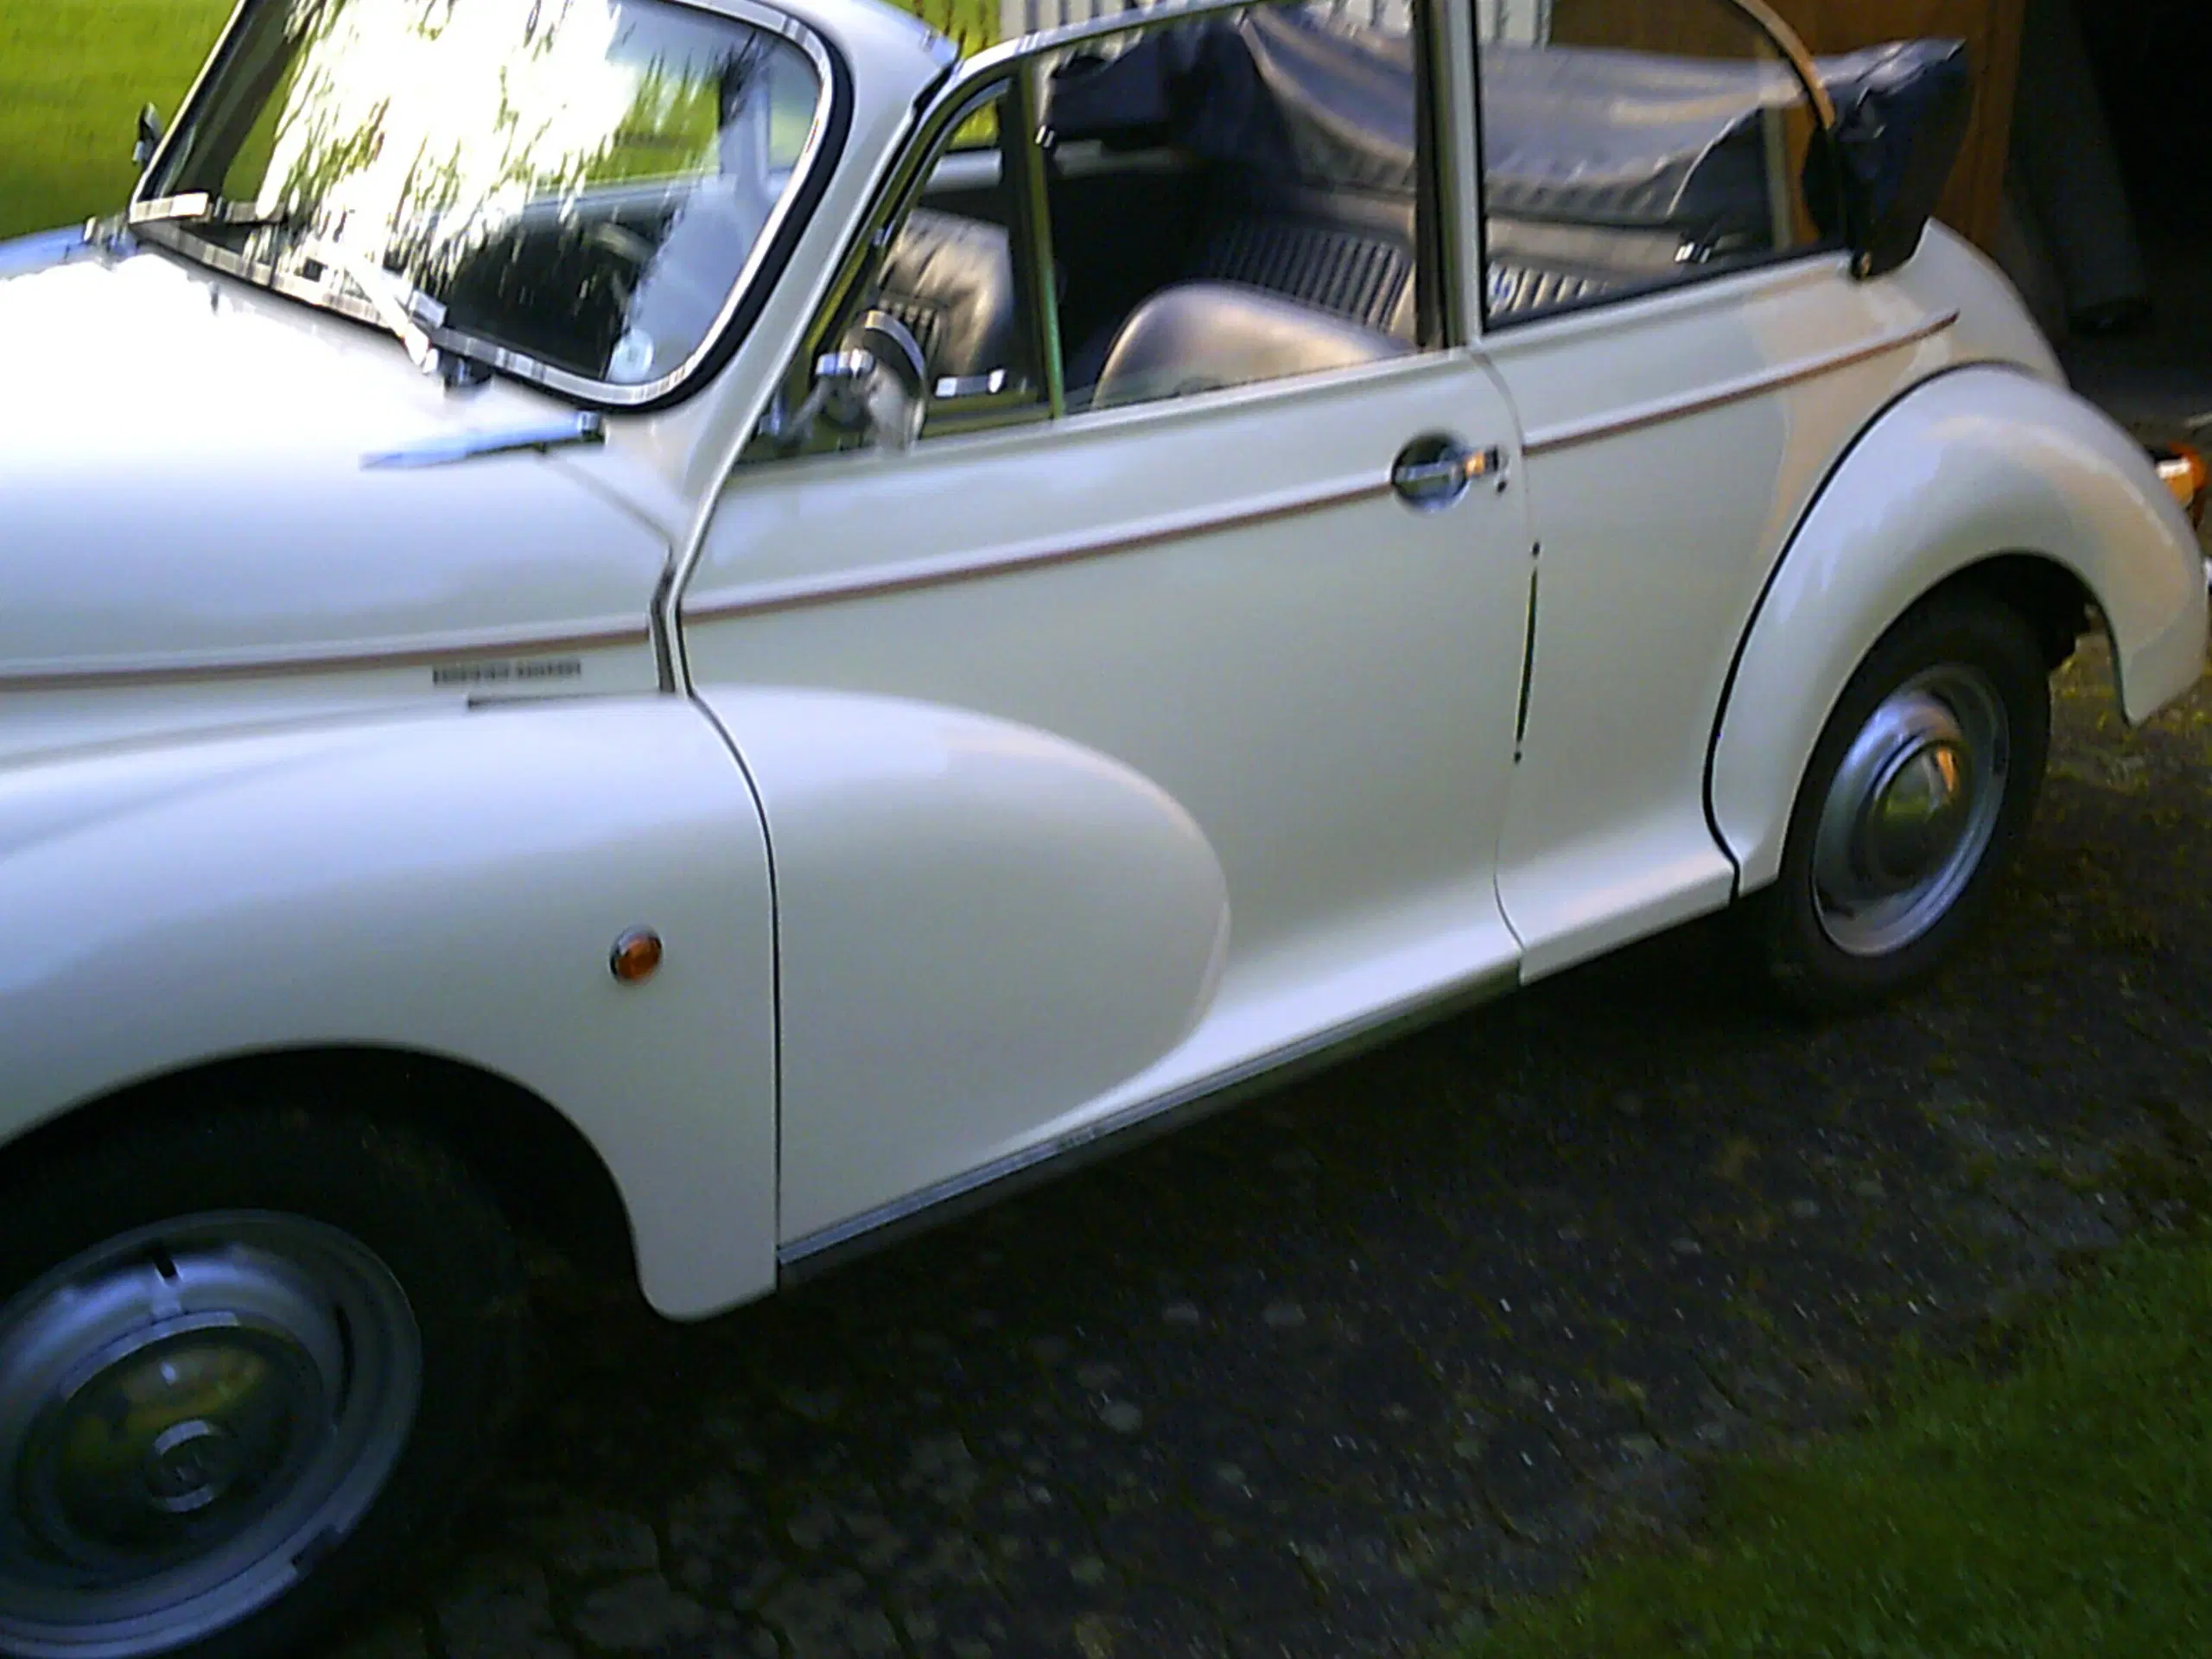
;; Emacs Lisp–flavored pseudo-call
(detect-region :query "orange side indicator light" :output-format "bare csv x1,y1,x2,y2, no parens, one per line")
2153,443,2208,529
610,927,664,984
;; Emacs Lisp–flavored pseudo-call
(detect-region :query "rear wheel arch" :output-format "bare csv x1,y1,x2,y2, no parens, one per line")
1934,552,2095,672
1740,586,2054,1010
1707,359,2201,893
1761,551,2088,841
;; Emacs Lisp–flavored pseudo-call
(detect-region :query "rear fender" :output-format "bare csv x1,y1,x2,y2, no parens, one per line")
0,698,778,1319
1711,366,2208,892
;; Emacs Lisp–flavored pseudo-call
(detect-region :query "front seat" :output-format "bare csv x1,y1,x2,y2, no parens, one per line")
875,208,1022,385
1090,281,1411,410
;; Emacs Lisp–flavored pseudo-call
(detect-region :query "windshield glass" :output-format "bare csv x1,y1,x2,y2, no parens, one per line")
143,0,831,399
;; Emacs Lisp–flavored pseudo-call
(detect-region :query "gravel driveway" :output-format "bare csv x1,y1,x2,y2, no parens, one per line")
331,633,2212,1659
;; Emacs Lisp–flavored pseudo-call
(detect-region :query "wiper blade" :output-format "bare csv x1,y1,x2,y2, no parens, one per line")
293,236,448,375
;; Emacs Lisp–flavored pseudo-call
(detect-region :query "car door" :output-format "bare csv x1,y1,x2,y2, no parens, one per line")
679,0,1538,1249
1475,0,1970,977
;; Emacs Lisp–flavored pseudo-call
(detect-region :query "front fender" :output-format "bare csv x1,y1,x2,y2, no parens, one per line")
1711,366,2209,892
0,697,778,1319
697,687,1232,1244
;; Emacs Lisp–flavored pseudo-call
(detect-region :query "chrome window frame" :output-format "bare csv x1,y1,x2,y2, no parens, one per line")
131,0,847,410
766,0,1465,451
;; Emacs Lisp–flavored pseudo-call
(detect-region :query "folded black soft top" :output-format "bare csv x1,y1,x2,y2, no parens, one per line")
1047,7,1968,254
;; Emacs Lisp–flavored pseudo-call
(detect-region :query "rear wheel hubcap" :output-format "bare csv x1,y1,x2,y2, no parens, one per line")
1812,666,2009,958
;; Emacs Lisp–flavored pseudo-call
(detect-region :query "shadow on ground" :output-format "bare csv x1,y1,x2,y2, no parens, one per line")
332,639,2212,1659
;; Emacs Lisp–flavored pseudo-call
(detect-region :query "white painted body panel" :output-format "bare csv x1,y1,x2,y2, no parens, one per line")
1482,227,2127,978
0,700,779,1318
684,359,1534,1240
696,690,1232,1243
1488,249,1956,977
0,253,668,690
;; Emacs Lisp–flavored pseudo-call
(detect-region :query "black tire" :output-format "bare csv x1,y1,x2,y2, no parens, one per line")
0,1100,529,1659
1746,590,2052,1014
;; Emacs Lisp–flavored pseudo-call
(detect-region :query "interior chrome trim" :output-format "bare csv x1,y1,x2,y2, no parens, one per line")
1521,309,1960,456
685,470,1390,621
778,957,1519,1279
0,622,654,694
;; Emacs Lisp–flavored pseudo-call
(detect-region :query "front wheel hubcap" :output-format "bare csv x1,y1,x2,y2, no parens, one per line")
1812,666,2010,958
0,1215,420,1659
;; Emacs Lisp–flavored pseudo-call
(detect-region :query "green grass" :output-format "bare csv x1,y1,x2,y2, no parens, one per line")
1462,1236,2212,1658
0,0,1004,245
1,0,234,240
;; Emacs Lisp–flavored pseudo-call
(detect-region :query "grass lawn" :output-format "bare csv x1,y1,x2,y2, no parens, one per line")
1462,1234,2212,1658
0,0,1001,245
1,0,234,241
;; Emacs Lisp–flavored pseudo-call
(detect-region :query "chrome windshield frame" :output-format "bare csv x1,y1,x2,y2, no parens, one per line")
130,0,849,410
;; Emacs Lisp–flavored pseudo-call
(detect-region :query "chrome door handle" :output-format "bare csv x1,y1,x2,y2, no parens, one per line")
1392,439,1506,508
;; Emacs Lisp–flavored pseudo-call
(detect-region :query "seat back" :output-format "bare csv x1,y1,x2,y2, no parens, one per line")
875,208,1021,383
1187,210,1415,339
1090,280,1410,410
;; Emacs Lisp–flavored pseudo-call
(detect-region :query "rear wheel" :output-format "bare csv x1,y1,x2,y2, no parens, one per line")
0,1103,527,1659
1749,592,2053,1012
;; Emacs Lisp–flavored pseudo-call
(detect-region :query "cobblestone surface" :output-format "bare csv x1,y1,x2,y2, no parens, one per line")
324,639,2212,1659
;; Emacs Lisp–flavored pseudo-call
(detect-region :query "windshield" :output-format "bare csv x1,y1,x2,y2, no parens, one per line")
141,0,833,401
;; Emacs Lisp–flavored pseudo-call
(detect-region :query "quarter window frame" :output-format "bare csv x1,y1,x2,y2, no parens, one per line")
1469,0,1847,335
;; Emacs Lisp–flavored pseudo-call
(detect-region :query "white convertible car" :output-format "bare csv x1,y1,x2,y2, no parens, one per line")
0,0,2203,1650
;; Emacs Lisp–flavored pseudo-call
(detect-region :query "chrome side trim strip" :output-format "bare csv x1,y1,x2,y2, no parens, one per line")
0,621,652,693
686,472,1390,622
778,959,1519,1280
1521,309,1960,457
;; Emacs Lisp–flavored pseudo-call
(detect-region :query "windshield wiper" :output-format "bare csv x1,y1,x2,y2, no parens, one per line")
292,236,448,375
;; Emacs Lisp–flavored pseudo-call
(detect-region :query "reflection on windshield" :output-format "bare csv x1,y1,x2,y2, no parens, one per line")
147,0,826,393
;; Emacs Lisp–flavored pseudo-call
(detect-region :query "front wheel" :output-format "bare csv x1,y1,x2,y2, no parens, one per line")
0,1103,528,1659
1747,591,2052,1013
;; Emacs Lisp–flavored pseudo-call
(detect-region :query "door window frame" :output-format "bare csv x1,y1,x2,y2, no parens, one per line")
756,0,1480,456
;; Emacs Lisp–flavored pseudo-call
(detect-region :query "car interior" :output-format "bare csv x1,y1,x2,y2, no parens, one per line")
835,3,1970,423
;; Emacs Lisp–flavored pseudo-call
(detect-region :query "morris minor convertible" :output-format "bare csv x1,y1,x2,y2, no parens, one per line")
0,0,2204,1651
